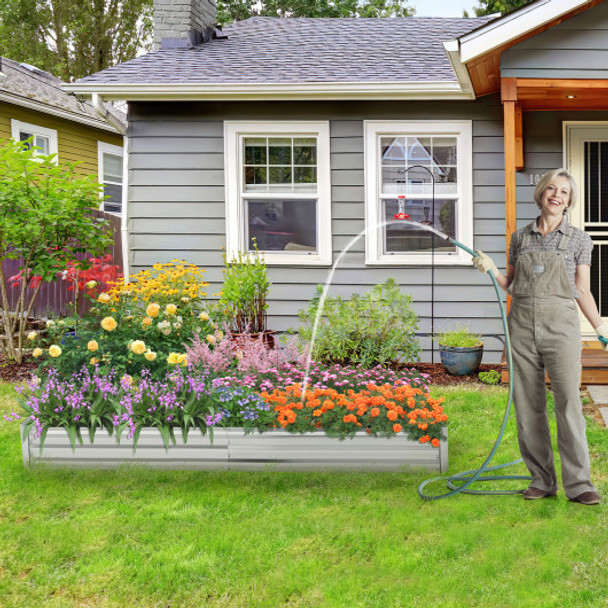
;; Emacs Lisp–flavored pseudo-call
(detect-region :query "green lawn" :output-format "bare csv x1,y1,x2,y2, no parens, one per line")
0,381,606,608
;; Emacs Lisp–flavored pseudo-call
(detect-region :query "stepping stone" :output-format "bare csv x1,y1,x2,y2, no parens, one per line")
587,385,608,405
600,408,608,428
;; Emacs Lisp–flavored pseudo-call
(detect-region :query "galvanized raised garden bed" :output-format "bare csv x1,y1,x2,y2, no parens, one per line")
21,427,448,472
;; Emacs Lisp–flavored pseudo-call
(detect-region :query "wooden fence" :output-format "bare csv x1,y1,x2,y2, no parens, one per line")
2,209,123,318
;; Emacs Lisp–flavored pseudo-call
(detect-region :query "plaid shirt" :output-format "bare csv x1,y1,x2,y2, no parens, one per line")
508,215,592,298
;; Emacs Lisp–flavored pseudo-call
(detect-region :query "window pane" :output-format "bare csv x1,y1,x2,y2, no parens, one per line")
268,139,292,165
269,166,292,185
407,137,432,164
103,153,122,182
19,131,33,147
245,166,267,186
383,198,456,253
103,184,122,214
246,198,317,252
293,139,316,164
294,166,316,184
244,138,267,165
35,135,50,155
432,137,457,166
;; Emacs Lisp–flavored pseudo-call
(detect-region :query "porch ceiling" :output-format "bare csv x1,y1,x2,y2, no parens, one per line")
512,78,608,111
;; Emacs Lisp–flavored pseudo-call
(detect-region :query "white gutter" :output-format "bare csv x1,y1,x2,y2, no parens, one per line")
65,80,475,101
459,0,593,63
0,90,121,133
91,93,130,279
443,40,475,98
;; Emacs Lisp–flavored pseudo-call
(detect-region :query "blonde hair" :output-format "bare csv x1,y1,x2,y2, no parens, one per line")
533,168,578,212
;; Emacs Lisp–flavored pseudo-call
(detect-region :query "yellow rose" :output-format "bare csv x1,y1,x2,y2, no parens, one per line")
216,330,224,340
146,303,160,318
86,280,97,289
87,340,99,352
199,312,210,321
90,357,99,365
180,297,190,303
32,347,43,358
177,353,188,367
130,340,147,355
142,317,153,327
206,334,217,345
167,352,179,365
49,345,62,357
166,303,177,315
144,350,157,362
97,293,111,304
101,317,118,332
27,331,37,341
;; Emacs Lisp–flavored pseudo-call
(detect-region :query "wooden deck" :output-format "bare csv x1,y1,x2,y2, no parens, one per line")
501,341,608,386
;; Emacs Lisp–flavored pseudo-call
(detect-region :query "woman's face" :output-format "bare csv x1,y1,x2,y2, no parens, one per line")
541,176,571,218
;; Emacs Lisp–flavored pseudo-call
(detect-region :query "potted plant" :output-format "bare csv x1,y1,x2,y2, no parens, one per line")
219,243,274,346
435,327,484,376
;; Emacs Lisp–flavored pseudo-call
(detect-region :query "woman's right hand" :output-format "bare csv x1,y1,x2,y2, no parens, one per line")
472,250,499,277
595,323,608,351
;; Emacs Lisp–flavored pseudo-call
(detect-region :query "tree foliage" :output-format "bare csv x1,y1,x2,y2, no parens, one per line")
217,0,415,24
0,0,152,81
468,0,533,16
0,139,112,362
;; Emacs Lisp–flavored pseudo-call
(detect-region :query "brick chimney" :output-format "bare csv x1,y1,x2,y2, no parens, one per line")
153,0,217,50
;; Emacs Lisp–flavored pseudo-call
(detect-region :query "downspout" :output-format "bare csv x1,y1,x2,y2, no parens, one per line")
91,93,130,279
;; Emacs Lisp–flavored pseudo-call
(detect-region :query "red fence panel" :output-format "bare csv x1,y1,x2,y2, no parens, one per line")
2,209,123,318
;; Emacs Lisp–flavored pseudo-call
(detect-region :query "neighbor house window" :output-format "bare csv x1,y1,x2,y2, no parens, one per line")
364,121,473,265
98,142,124,215
225,121,331,265
11,120,58,157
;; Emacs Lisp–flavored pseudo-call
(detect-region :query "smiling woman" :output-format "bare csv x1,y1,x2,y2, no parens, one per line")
472,168,603,506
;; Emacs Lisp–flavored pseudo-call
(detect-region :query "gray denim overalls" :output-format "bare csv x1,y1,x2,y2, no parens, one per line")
508,230,597,498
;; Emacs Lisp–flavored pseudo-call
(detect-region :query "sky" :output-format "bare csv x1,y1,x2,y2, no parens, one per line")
408,0,481,17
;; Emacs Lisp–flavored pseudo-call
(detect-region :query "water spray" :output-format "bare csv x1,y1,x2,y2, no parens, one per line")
301,217,531,500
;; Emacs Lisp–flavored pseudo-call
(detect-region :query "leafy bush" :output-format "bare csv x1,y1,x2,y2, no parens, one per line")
296,279,420,366
479,369,501,385
435,327,483,348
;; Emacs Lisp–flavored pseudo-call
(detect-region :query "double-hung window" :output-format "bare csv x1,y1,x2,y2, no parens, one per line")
365,121,473,265
11,120,58,157
225,121,331,265
98,142,124,215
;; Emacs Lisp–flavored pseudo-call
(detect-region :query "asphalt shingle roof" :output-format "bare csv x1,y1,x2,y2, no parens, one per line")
0,56,125,129
76,16,496,86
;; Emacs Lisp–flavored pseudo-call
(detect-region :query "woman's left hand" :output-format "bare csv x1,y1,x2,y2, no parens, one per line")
595,323,608,351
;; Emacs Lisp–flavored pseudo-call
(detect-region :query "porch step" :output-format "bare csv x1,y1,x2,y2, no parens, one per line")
500,341,608,386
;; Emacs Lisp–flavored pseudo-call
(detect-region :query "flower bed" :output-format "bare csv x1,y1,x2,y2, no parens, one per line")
16,365,448,472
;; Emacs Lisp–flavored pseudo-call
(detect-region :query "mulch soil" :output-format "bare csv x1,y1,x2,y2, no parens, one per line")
0,355,37,383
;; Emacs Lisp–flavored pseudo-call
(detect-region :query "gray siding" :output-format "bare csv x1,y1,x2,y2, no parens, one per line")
501,2,608,78
128,98,509,362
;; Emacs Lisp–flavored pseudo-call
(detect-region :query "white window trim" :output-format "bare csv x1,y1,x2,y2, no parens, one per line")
224,121,332,266
364,120,473,266
98,141,124,215
11,119,58,158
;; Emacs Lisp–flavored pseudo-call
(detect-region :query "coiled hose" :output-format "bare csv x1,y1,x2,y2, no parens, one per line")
417,237,531,500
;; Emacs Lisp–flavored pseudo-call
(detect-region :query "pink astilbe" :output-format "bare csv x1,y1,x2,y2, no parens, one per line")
185,328,308,374
236,334,308,373
185,331,236,373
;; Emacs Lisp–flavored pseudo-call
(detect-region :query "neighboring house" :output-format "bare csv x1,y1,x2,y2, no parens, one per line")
0,56,126,215
65,0,608,362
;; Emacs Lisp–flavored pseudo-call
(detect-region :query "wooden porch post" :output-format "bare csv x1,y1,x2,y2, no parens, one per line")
501,78,522,258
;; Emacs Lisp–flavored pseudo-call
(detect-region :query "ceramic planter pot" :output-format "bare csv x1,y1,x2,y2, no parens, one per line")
21,426,448,472
439,343,483,376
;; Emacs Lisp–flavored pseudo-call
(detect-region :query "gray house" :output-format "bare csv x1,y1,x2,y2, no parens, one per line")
67,0,608,363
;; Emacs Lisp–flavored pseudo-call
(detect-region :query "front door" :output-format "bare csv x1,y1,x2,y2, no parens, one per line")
567,123,608,336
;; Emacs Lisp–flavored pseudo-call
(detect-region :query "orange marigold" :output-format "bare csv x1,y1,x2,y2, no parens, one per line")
387,410,398,421
370,407,380,417
431,438,441,448
393,424,402,433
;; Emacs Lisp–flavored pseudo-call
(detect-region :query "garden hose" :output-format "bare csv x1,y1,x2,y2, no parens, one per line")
399,224,532,500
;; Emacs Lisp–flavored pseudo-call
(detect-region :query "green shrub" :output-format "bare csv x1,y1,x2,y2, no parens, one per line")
479,369,501,385
295,279,420,366
435,327,483,348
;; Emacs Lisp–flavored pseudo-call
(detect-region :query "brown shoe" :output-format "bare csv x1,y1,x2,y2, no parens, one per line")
570,491,601,505
523,487,557,500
